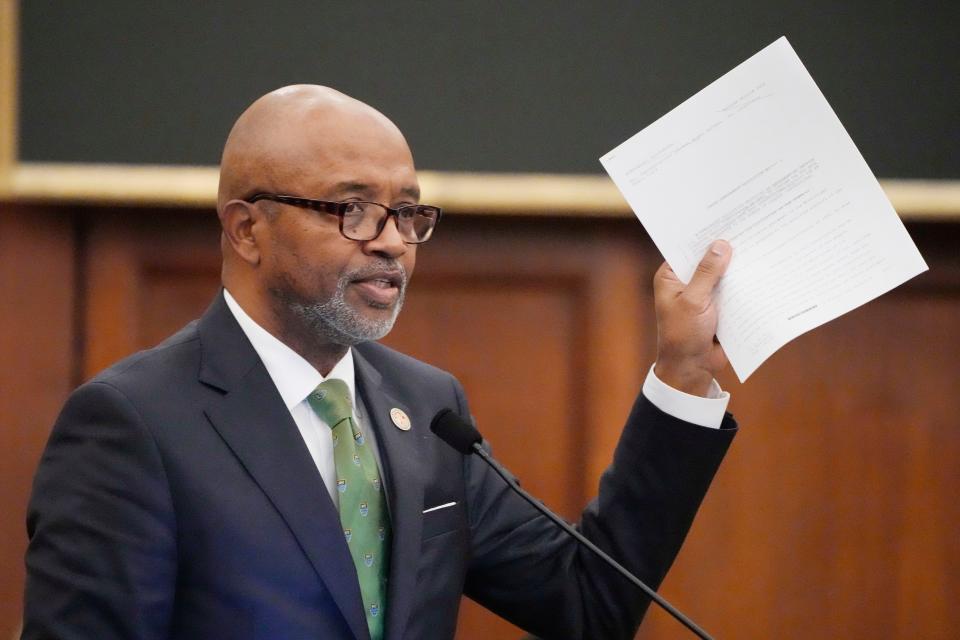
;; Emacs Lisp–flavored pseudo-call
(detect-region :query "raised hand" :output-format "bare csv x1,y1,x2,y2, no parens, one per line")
652,240,732,397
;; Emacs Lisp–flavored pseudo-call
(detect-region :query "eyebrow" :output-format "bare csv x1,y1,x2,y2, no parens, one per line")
331,181,421,202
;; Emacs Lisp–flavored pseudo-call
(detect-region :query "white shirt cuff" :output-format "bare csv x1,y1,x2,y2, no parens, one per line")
642,365,730,429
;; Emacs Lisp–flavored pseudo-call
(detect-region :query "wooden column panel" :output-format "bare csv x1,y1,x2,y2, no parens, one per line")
381,218,650,640
0,206,76,639
385,218,650,515
83,210,222,378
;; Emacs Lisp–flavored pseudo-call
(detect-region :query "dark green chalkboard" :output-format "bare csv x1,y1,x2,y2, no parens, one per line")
19,1,960,177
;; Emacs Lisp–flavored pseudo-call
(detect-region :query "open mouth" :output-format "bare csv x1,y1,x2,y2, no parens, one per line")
350,271,404,306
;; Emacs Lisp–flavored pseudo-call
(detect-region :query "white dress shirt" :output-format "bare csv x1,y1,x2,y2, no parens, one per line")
223,289,731,504
223,290,380,506
642,366,729,429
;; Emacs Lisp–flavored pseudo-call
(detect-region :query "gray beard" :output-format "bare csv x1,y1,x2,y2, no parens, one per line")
285,262,407,347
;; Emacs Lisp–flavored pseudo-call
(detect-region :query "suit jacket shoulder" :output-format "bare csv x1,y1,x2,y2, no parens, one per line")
83,319,203,406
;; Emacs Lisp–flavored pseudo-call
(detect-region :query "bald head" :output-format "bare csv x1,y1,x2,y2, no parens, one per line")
214,85,421,373
217,85,414,212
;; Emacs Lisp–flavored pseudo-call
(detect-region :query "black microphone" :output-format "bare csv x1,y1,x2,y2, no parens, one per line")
430,408,715,640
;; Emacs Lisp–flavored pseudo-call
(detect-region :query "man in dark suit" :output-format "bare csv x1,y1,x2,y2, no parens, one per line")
24,85,737,639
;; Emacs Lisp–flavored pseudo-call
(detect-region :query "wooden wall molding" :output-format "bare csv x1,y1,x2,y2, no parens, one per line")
3,162,959,221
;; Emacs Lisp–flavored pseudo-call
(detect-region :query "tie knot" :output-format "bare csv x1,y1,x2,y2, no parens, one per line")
308,378,353,428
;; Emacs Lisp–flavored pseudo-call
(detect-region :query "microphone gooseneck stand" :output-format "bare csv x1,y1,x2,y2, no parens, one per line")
430,408,716,640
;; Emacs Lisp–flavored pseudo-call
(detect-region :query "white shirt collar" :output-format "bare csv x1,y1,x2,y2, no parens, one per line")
222,289,357,411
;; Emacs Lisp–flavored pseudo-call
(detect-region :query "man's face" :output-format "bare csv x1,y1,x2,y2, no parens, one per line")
256,113,420,347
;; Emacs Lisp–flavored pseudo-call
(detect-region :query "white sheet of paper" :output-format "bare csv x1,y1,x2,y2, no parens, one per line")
600,37,927,382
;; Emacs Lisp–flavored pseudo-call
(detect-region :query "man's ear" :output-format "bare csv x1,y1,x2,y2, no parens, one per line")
219,200,264,266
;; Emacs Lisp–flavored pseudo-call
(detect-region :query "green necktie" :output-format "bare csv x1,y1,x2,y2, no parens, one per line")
308,379,391,640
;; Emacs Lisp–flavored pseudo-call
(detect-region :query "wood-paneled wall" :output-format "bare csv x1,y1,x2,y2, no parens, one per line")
2,206,957,639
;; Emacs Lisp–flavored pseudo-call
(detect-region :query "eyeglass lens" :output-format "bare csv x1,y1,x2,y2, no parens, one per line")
342,202,437,242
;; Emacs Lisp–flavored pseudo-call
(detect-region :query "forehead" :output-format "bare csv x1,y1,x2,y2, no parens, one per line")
281,108,419,200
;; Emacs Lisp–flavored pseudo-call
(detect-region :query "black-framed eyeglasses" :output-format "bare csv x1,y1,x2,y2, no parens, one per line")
245,193,442,244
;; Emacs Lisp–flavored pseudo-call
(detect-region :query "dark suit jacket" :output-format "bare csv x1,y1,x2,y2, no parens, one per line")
24,293,736,640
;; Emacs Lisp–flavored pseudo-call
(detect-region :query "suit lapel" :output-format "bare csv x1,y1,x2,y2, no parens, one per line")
197,294,370,640
353,350,425,640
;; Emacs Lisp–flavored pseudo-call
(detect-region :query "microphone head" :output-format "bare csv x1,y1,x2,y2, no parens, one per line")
430,409,482,454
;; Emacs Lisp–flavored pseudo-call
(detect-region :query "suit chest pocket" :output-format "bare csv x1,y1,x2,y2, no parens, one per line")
421,500,466,541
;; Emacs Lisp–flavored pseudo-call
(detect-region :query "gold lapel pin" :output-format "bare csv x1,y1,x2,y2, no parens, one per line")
390,408,411,431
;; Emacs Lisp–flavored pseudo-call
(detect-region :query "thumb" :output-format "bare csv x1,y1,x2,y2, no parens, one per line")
684,240,732,306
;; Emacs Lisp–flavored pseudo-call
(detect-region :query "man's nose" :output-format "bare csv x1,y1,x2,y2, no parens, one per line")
362,215,408,259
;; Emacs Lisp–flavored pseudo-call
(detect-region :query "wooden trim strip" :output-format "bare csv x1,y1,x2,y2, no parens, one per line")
2,162,958,220
0,0,18,184
6,163,221,208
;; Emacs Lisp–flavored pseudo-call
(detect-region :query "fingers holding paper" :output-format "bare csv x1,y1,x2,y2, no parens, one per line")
653,240,732,397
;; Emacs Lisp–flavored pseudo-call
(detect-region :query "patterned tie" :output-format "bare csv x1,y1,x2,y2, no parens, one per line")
308,379,390,640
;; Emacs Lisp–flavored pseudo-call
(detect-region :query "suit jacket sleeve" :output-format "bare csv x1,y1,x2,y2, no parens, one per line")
458,384,736,640
24,381,178,640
